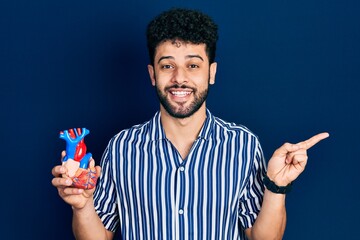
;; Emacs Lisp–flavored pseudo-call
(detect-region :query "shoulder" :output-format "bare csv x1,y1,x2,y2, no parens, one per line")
212,115,259,141
109,120,152,146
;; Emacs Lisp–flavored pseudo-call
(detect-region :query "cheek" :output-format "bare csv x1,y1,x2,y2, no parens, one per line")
154,71,172,86
192,70,211,85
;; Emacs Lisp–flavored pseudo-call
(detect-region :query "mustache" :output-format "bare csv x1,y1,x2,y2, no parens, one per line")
165,84,194,90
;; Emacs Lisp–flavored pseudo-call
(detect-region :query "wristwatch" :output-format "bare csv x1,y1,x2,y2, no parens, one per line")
263,175,292,194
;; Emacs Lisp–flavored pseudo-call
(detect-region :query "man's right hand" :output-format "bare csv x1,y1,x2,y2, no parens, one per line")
51,152,101,210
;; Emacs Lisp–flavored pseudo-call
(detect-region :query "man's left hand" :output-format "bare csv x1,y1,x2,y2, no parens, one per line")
266,132,329,186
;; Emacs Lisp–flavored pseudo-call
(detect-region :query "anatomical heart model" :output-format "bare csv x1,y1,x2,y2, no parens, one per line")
59,128,97,189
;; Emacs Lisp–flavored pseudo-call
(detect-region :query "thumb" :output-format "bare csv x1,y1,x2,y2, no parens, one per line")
95,166,102,178
88,159,101,178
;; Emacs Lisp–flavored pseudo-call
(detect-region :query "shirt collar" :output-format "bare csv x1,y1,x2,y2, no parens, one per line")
149,109,215,141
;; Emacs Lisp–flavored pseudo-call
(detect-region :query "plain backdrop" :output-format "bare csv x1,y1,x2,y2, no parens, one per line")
1,0,359,239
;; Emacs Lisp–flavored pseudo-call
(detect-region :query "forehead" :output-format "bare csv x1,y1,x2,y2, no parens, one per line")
154,40,208,61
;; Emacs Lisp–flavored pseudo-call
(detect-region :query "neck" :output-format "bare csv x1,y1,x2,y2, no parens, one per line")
160,104,207,158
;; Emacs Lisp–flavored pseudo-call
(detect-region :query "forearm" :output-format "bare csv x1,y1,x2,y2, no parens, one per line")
249,189,286,240
72,198,110,240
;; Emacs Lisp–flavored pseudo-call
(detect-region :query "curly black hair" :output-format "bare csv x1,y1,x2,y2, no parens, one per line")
146,8,218,65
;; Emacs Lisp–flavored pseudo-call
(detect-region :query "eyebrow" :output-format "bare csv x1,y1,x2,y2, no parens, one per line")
157,55,204,64
157,56,174,64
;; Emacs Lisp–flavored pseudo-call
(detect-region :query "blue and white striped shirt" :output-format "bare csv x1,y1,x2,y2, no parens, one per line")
94,109,266,239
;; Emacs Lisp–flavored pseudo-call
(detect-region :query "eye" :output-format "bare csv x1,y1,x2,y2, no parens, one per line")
189,64,199,69
161,64,174,69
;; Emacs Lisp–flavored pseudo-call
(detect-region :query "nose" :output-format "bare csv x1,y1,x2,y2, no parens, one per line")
172,67,188,85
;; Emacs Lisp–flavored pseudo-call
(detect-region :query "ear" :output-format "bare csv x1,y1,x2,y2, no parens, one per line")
209,62,217,85
147,64,156,86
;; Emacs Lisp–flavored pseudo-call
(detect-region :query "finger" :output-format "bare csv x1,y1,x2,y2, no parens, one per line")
62,187,84,195
51,176,73,187
61,150,66,162
87,158,102,177
300,132,330,150
95,166,102,178
286,148,307,163
89,158,95,168
51,165,67,177
287,153,308,165
274,142,301,157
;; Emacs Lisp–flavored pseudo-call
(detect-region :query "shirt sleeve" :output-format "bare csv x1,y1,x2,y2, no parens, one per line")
93,142,120,232
238,138,267,229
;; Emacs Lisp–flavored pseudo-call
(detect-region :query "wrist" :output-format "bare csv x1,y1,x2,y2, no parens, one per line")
72,197,94,213
266,173,291,186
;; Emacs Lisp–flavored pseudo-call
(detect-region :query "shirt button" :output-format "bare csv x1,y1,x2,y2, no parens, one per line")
178,209,184,215
179,166,185,172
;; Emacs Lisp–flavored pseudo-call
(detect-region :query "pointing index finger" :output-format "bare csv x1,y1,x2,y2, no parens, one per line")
301,132,330,150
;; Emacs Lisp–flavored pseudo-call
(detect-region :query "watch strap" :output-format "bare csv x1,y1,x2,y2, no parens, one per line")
263,175,292,194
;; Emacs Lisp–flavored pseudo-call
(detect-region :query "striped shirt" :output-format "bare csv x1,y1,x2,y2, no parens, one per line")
94,109,266,240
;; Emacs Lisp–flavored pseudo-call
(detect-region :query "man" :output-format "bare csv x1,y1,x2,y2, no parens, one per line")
52,8,329,239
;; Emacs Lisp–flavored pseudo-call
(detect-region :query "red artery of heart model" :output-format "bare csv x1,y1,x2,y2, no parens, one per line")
68,128,87,162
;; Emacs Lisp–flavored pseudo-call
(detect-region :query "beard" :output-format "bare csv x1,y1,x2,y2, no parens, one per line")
155,82,210,119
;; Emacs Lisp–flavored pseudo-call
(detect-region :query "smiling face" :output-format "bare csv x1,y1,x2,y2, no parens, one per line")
148,40,217,119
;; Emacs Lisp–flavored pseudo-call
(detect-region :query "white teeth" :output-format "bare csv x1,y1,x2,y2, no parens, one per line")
171,91,191,97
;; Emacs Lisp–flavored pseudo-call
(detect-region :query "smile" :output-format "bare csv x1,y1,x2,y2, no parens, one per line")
170,90,192,97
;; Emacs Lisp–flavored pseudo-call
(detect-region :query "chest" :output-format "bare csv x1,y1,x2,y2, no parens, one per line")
112,138,255,204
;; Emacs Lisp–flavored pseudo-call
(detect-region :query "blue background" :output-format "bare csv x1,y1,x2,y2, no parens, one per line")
1,0,359,239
